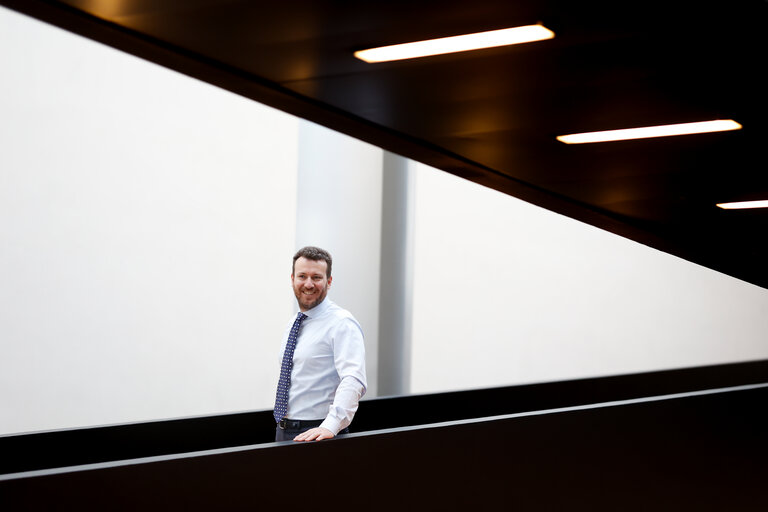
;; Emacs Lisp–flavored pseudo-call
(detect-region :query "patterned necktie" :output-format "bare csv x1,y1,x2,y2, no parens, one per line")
273,312,307,422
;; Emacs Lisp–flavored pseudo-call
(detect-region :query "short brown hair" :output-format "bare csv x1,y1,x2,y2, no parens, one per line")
292,246,332,278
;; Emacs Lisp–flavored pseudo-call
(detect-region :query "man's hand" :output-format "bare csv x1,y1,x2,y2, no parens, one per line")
293,427,334,442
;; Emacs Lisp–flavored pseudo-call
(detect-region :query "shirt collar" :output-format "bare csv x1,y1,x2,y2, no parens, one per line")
302,297,331,319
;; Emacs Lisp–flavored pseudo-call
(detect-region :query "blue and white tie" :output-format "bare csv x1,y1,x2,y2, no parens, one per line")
273,312,307,423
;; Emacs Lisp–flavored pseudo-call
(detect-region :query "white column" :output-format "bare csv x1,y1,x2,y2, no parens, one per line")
296,120,383,397
377,152,415,396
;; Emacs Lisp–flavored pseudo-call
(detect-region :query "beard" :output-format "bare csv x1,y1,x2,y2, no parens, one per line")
294,285,327,311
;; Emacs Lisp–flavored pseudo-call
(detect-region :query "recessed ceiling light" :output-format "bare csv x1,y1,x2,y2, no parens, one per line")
716,200,768,210
354,25,555,63
556,120,742,144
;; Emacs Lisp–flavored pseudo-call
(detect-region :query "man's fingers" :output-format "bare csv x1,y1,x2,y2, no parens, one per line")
293,427,334,442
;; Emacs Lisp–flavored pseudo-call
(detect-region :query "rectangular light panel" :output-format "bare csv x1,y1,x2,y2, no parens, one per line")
716,200,768,210
354,25,555,63
557,120,742,144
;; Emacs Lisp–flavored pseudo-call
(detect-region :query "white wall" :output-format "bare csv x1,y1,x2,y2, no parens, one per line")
0,7,298,434
409,162,768,393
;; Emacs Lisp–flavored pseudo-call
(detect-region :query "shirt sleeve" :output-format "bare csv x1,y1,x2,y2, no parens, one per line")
319,317,367,435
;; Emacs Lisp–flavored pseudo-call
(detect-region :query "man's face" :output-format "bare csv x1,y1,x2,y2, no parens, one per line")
292,257,332,312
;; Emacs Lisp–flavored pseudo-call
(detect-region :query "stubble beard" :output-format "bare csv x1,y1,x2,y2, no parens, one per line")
295,286,326,311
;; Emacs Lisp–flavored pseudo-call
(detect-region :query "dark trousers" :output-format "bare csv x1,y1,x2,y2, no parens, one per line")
275,419,349,442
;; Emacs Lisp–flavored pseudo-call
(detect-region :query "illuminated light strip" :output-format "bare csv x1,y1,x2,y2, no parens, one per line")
354,25,555,63
716,200,768,210
556,120,742,144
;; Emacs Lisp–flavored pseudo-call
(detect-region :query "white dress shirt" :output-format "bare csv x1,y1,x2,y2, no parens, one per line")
279,298,367,434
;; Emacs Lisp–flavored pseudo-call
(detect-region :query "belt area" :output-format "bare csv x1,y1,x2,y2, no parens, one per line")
278,418,322,430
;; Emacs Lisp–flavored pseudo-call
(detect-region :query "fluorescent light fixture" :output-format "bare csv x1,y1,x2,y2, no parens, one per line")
716,200,768,210
354,25,555,63
556,120,742,144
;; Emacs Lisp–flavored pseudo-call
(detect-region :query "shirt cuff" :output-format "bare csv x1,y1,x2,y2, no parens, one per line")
319,418,342,436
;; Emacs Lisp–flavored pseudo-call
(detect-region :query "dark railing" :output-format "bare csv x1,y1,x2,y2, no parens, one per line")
2,359,767,475
1,360,767,510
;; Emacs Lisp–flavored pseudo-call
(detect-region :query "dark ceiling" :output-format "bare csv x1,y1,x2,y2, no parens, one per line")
5,0,767,288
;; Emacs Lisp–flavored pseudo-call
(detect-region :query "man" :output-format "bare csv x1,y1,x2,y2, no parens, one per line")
273,246,367,442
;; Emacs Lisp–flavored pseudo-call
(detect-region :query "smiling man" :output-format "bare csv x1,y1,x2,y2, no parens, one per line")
273,246,367,442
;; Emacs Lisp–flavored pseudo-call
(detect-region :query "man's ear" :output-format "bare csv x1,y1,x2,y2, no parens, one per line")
327,276,333,287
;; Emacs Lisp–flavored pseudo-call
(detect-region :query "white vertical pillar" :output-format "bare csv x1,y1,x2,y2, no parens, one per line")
296,120,383,397
377,152,415,396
